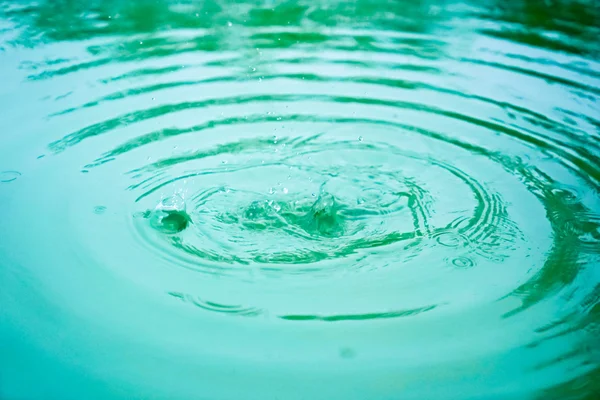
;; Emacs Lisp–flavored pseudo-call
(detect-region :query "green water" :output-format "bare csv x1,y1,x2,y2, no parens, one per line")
1,0,599,399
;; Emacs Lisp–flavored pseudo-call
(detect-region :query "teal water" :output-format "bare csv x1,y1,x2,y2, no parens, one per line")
1,0,599,399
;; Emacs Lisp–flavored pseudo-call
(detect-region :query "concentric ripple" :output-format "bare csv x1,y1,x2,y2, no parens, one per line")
130,135,534,281
1,0,599,399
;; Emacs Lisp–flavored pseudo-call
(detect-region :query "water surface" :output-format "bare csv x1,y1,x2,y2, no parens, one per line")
1,0,599,399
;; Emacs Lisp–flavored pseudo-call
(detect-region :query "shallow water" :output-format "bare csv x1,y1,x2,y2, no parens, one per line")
1,0,599,399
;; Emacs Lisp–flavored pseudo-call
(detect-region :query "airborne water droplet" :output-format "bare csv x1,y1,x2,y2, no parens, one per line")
227,21,232,27
157,195,186,213
150,195,190,234
358,136,364,142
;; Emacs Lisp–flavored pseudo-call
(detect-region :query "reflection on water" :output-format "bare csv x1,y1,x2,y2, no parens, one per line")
0,0,599,399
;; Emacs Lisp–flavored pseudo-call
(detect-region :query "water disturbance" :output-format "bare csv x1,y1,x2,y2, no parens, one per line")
0,1,599,399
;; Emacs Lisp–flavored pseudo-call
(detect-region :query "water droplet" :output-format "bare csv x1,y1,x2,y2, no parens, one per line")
283,188,288,194
358,136,364,142
268,188,275,195
150,195,190,234
451,257,475,268
37,155,45,159
139,41,143,45
273,203,281,212
157,195,186,213
258,78,262,82
152,97,155,101
312,193,316,197
94,206,107,215
221,160,228,164
251,67,256,71
195,13,199,17
0,171,21,183
227,21,232,27
340,347,356,359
